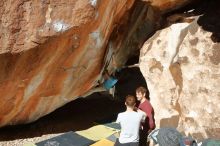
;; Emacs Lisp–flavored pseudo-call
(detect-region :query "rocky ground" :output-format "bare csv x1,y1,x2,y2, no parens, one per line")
0,133,62,146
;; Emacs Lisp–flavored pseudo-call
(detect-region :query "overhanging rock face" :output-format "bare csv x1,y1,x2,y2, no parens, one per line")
0,0,195,127
0,0,137,127
142,0,192,12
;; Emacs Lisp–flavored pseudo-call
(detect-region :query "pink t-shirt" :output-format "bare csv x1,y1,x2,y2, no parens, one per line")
138,100,155,130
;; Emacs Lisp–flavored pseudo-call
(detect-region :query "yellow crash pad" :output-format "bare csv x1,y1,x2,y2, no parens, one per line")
76,125,118,141
90,139,114,146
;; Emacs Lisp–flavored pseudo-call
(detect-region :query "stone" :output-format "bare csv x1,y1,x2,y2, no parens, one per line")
0,0,198,127
0,0,136,127
139,17,220,139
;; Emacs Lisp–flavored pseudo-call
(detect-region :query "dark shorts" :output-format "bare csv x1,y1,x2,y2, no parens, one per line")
139,129,149,146
114,139,139,146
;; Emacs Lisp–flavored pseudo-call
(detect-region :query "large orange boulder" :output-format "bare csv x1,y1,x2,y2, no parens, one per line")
0,0,195,127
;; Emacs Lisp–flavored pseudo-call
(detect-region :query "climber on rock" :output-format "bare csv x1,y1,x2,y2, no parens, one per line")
81,70,118,98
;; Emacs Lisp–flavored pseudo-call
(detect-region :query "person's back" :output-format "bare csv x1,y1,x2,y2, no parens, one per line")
117,111,145,144
115,95,145,146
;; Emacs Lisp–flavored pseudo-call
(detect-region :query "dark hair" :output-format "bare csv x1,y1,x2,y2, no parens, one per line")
125,95,136,107
136,86,147,94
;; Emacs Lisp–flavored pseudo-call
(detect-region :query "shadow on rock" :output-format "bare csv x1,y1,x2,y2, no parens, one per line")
196,0,220,43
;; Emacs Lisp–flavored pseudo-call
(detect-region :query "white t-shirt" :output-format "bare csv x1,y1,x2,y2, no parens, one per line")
116,110,146,144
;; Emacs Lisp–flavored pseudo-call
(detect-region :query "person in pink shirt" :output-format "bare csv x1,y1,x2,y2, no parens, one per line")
136,86,155,146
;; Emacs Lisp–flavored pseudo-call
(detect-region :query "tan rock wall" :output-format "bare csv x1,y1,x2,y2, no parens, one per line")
140,18,220,139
